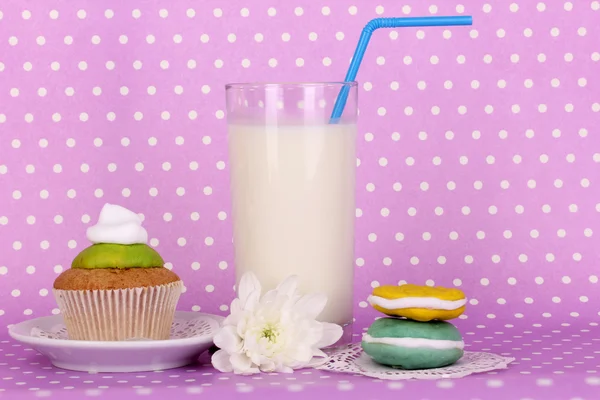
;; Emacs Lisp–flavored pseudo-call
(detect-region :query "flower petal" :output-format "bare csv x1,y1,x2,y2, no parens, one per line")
275,274,298,298
283,343,314,364
312,348,328,359
314,322,343,348
223,299,243,326
248,350,263,366
290,319,323,346
238,272,261,306
230,298,242,315
305,355,329,368
260,288,279,306
293,293,328,320
258,358,276,372
242,289,261,312
211,350,233,372
275,365,295,374
230,352,254,374
213,325,242,353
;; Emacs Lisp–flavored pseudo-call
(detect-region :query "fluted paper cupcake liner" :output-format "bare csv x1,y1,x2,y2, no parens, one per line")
53,281,183,341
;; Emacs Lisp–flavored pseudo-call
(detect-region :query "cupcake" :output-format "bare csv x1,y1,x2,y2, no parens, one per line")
53,203,183,341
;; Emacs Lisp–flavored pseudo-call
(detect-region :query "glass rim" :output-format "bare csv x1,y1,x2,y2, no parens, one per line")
225,81,358,90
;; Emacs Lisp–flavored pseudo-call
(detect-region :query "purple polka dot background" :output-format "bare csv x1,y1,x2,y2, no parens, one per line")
1,0,599,398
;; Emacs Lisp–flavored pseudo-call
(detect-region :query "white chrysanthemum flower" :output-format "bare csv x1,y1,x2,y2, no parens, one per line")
211,272,343,374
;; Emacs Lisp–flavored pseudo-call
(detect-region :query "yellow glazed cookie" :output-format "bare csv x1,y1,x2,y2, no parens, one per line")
368,284,466,321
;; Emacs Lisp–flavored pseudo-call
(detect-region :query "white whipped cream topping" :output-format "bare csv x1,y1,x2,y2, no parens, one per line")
362,334,464,350
368,295,467,311
86,203,148,245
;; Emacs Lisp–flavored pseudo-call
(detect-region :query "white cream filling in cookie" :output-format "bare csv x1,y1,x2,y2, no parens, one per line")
362,334,465,350
367,295,467,311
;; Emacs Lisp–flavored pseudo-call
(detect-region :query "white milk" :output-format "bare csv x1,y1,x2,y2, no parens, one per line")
228,123,356,325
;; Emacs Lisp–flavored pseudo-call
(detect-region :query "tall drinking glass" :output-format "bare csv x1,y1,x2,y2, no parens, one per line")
226,82,357,342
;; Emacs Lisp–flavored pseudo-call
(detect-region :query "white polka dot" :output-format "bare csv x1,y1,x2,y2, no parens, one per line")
529,229,540,239
100,8,115,19
368,233,377,242
47,9,61,19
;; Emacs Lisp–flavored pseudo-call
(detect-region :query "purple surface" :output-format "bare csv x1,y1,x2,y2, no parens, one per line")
2,320,600,399
1,0,600,398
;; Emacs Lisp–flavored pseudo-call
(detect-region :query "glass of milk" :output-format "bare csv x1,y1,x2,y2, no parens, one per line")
226,82,357,343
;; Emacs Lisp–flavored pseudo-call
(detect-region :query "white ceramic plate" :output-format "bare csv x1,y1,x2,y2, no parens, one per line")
8,311,223,373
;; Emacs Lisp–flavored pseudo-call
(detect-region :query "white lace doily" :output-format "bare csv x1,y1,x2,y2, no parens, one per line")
31,315,216,341
317,343,514,380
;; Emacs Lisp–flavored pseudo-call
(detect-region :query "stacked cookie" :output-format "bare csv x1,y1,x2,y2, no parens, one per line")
362,284,467,370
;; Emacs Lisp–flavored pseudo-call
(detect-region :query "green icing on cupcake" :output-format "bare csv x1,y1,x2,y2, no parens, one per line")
72,243,164,269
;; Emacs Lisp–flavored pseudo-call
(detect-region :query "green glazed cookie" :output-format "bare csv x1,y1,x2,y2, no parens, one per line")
361,318,464,370
71,243,164,269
